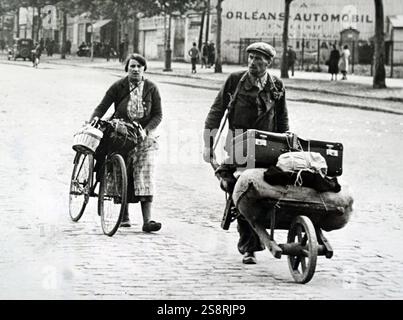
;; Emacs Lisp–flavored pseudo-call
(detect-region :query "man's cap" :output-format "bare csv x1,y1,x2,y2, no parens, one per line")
246,42,276,59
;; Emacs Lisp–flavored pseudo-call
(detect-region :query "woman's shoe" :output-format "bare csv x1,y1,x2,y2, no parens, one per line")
242,252,257,264
142,220,162,232
120,209,131,227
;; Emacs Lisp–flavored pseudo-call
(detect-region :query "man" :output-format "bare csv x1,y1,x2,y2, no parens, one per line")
203,42,289,264
31,42,41,68
287,45,297,77
188,42,199,73
207,41,216,68
104,41,111,62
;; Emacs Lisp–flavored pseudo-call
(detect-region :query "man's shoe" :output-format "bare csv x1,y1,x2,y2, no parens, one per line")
242,252,257,264
142,220,162,233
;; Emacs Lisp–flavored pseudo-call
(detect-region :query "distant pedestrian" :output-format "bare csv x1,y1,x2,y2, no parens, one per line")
45,38,51,56
39,38,45,53
207,41,215,68
201,42,208,68
339,45,350,80
327,45,340,81
65,39,71,55
188,42,199,74
104,41,111,62
31,42,41,68
287,45,297,76
46,39,54,57
119,41,125,62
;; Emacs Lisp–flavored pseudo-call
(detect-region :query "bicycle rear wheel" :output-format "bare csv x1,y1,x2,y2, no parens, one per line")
69,152,93,222
98,153,127,236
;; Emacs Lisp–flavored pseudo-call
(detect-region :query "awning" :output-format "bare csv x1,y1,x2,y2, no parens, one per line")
92,19,112,30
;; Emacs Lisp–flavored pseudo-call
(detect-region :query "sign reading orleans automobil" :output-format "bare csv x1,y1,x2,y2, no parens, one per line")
222,0,402,40
220,0,403,62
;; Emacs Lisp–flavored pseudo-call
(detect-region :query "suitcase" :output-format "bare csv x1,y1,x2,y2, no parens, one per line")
231,129,343,176
297,137,343,176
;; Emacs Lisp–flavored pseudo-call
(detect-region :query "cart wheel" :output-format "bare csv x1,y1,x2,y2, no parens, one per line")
98,154,127,237
287,215,318,284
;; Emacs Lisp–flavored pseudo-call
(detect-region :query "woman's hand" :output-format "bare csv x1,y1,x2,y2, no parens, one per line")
138,127,147,141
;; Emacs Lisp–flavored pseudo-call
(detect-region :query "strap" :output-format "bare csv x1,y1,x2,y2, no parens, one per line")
109,80,140,120
212,72,248,152
227,71,248,115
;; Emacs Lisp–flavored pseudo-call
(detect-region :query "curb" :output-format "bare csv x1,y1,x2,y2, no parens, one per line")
289,98,403,115
154,79,403,115
2,59,402,115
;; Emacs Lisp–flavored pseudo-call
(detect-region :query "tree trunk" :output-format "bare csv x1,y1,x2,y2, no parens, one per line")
198,9,205,51
132,13,139,53
115,11,120,56
36,7,41,42
373,0,386,88
205,0,210,44
31,7,35,40
214,0,223,73
16,8,20,39
164,13,172,71
281,0,293,78
61,11,67,59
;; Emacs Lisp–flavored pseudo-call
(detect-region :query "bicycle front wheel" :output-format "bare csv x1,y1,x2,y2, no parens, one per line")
98,154,127,236
69,152,93,222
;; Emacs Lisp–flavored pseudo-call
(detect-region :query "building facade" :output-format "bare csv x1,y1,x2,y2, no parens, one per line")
4,0,403,64
135,0,403,64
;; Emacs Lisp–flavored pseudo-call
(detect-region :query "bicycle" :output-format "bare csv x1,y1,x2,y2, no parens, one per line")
69,120,128,237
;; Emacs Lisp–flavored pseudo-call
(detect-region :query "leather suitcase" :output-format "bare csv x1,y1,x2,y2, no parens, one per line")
231,130,296,168
230,129,343,176
297,137,343,176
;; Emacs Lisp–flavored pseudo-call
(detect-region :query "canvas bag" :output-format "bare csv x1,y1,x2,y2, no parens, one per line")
276,151,328,181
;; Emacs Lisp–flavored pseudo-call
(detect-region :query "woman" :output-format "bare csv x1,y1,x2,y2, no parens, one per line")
90,53,162,232
328,45,340,81
339,45,351,80
31,42,41,68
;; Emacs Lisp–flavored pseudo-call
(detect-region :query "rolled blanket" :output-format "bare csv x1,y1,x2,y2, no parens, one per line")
233,169,354,231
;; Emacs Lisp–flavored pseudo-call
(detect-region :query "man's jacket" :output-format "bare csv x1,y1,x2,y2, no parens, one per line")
204,70,289,149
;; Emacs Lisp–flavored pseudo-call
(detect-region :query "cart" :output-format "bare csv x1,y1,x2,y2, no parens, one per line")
231,168,353,284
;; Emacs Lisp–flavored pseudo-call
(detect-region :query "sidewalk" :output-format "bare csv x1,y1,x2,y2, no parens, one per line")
2,53,403,114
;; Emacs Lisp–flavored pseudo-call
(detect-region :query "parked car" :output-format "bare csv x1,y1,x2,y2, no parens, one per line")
77,43,91,57
12,38,34,61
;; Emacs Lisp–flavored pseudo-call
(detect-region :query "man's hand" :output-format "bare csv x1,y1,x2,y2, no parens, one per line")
89,116,99,126
203,146,214,163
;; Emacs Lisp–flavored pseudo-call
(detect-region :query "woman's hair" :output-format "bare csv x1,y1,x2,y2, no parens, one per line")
124,53,147,72
343,45,348,49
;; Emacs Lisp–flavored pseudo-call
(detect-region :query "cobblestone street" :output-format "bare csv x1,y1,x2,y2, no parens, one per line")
0,61,402,299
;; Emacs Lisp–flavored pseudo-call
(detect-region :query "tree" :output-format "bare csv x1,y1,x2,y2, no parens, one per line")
142,0,199,71
54,0,97,60
0,0,33,38
214,0,223,73
373,0,386,88
280,0,293,79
